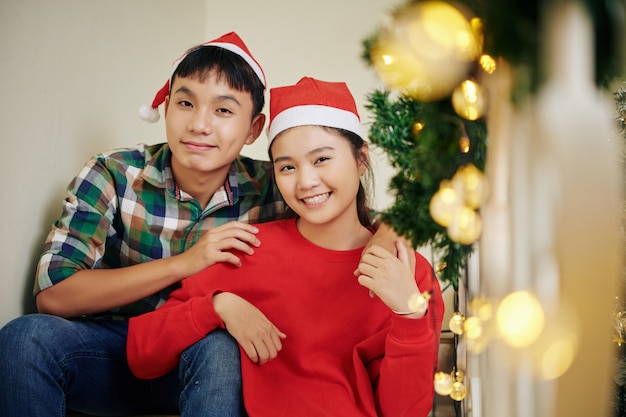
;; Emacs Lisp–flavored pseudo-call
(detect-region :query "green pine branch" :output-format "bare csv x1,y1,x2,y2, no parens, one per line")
365,90,486,289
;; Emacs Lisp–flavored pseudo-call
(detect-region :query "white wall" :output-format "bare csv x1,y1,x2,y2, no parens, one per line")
0,0,401,325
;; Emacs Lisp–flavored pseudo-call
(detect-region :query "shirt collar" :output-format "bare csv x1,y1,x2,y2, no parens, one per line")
140,144,266,203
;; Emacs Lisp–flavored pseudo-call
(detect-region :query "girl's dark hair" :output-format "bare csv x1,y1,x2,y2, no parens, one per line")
171,46,265,116
269,126,373,228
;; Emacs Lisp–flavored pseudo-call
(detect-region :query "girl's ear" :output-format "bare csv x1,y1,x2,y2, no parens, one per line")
358,142,370,175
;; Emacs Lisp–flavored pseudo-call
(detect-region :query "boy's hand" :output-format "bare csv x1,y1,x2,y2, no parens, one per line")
213,292,286,365
175,221,261,277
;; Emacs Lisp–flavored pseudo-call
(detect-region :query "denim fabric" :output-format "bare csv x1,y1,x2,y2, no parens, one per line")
0,314,244,417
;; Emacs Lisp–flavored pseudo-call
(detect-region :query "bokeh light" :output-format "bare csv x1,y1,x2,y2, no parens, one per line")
496,291,545,348
451,80,487,120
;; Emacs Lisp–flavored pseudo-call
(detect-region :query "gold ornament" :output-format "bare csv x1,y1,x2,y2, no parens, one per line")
447,206,482,245
449,312,466,335
429,180,459,227
453,369,465,382
434,371,454,396
451,163,485,210
370,1,481,101
449,381,467,401
451,80,487,121
429,163,485,244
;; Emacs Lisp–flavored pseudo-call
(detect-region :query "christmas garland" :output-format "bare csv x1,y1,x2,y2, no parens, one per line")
361,0,624,290
365,91,486,289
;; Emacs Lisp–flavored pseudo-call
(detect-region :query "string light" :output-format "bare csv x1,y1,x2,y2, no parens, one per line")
459,135,470,153
413,121,425,136
479,54,497,74
452,79,487,120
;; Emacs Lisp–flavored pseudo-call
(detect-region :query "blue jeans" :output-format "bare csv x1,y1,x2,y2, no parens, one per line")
0,314,245,417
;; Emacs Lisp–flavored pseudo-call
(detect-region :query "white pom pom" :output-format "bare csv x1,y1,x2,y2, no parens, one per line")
139,104,160,123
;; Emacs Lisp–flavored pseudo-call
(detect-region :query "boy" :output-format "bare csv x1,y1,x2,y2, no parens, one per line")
0,32,405,417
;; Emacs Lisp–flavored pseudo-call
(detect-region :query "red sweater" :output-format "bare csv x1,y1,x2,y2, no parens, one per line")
127,219,444,417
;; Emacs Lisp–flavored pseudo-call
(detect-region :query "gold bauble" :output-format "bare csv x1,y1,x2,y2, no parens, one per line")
451,163,485,209
446,205,482,245
371,1,481,101
434,371,454,396
429,180,459,227
448,312,465,335
449,381,467,401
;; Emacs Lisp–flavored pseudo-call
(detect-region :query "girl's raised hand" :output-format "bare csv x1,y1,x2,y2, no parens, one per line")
356,241,424,318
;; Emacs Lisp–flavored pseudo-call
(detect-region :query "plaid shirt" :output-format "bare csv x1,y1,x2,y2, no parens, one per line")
35,143,285,317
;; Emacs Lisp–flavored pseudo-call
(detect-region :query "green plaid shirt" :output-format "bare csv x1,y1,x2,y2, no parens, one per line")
35,143,285,317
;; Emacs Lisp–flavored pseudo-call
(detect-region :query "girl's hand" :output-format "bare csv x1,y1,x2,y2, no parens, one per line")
356,241,424,318
355,223,416,277
213,292,286,364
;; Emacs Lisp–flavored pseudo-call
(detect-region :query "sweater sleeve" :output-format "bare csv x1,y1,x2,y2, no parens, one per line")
126,284,225,379
356,258,445,417
35,157,119,294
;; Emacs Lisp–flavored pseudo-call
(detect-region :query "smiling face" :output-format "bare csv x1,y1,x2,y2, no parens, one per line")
271,125,369,240
164,71,265,195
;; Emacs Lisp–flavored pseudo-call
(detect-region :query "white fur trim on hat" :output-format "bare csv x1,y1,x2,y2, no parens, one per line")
138,104,160,123
267,104,362,147
208,42,266,87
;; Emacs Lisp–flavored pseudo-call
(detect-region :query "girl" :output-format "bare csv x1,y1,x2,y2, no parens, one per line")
127,77,444,417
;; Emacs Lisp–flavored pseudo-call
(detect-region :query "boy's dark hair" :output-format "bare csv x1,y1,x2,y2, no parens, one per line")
269,126,373,228
172,46,265,117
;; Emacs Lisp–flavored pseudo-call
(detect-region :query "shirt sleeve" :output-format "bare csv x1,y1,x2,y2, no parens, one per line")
34,157,120,295
126,283,225,379
356,255,445,417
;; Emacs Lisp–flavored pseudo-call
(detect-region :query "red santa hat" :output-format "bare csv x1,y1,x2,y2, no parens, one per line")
267,77,362,148
139,32,266,123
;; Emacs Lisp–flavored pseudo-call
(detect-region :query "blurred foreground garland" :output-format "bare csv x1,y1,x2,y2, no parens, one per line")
613,82,626,417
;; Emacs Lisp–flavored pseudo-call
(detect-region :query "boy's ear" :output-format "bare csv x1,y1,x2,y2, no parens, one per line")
163,95,170,117
245,113,267,145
